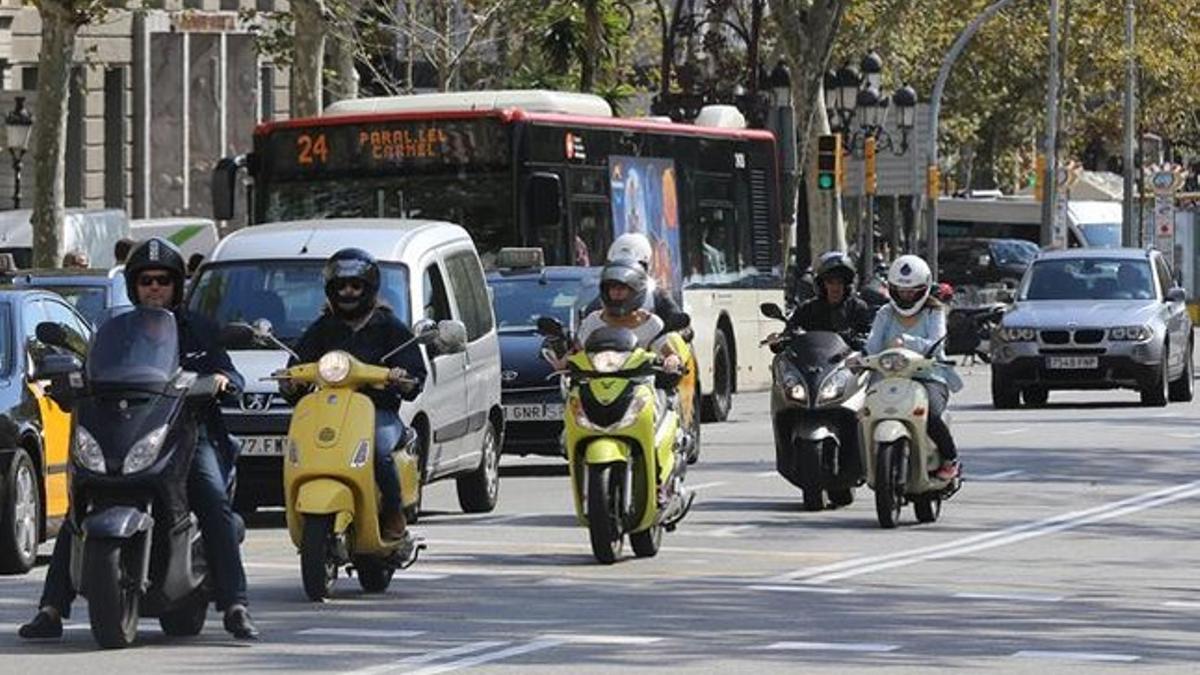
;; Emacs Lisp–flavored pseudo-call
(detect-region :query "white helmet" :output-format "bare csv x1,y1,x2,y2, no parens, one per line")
887,254,932,317
607,233,653,270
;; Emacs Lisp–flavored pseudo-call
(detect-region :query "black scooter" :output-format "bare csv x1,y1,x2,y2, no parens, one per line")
760,303,869,511
36,307,242,649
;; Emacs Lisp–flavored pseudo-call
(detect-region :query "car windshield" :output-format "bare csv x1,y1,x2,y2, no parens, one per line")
38,286,109,326
87,307,178,385
186,261,410,345
991,240,1039,266
489,274,599,331
1023,258,1154,301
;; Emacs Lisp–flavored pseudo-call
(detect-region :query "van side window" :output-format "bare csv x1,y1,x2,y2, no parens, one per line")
423,264,452,322
445,251,494,341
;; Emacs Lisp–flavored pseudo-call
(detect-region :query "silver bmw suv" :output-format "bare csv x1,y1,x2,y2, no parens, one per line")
990,248,1193,408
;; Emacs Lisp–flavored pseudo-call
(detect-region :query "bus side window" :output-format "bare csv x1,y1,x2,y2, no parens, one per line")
573,201,611,267
690,205,735,283
423,264,452,323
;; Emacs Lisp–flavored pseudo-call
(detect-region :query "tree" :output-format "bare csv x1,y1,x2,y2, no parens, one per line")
290,0,326,116
29,0,107,269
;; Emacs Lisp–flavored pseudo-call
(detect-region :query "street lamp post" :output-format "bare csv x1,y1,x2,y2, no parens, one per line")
5,97,33,210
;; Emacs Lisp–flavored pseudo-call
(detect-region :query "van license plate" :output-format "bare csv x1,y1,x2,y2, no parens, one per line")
239,436,288,456
504,403,564,422
1046,356,1099,370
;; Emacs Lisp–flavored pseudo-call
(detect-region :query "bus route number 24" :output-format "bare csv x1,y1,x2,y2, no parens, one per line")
297,133,329,166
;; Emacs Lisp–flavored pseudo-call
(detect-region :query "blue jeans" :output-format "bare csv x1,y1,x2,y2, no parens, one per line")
39,435,247,616
375,409,406,515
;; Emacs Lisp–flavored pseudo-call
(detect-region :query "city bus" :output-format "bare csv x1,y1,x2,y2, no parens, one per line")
213,90,786,421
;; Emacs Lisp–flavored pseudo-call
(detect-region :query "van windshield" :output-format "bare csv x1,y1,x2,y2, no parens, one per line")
187,261,410,345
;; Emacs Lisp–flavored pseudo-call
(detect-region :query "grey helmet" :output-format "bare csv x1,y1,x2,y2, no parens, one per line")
599,258,649,318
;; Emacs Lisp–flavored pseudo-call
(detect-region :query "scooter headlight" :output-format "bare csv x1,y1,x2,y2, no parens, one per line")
879,352,911,374
123,424,169,474
590,350,630,373
318,351,353,385
572,393,648,431
817,369,853,403
788,383,808,402
74,425,107,473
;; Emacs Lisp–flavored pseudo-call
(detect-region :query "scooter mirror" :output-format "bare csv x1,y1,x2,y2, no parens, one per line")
219,322,255,349
251,318,274,338
759,302,786,321
35,321,69,349
536,315,565,338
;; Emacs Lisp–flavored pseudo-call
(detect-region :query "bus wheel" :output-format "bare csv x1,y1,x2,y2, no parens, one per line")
702,331,732,423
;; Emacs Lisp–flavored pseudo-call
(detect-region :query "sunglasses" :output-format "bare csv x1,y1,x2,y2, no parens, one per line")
138,274,174,288
334,279,365,292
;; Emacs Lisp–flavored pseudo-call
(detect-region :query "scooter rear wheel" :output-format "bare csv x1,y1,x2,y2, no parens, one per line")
874,441,906,529
85,538,140,649
630,523,662,558
913,495,941,523
301,514,338,601
587,463,624,564
354,556,395,593
159,599,207,636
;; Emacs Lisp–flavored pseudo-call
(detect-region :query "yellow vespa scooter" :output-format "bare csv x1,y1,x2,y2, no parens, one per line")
236,318,453,600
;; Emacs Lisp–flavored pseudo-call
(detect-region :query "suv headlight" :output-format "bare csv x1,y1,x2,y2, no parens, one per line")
1109,325,1153,342
123,424,169,474
590,350,630,373
817,369,853,403
997,326,1036,342
74,425,107,473
318,351,353,384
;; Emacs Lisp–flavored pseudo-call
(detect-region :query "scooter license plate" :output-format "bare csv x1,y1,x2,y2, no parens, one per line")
1046,355,1098,370
504,403,564,422
238,435,288,456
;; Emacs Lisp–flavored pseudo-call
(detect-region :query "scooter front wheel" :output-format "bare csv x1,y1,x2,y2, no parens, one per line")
84,538,140,649
874,441,906,529
301,514,338,601
587,463,625,564
354,556,395,593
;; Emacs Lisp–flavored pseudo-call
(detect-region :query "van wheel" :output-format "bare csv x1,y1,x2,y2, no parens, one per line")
701,331,732,422
456,421,499,513
0,449,40,574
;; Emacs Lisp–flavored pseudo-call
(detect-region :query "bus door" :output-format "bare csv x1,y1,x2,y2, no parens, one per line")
523,171,568,265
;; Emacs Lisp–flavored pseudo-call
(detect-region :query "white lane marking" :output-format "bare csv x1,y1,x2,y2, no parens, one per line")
537,634,664,645
972,470,1024,481
245,562,446,581
748,584,855,595
299,628,426,639
754,471,777,478
762,641,899,653
1166,432,1200,439
407,638,567,675
485,512,559,525
344,641,508,675
688,481,727,491
1163,600,1200,610
991,428,1028,436
709,524,757,538
954,592,1064,603
771,480,1200,584
1013,650,1140,663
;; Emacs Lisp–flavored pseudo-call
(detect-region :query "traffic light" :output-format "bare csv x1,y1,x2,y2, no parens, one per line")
817,134,841,191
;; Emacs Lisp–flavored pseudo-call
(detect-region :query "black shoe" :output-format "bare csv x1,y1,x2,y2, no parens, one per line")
223,605,259,640
18,611,63,639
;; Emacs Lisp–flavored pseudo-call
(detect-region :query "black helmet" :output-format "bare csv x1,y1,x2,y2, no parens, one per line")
599,258,648,318
124,237,186,307
324,248,381,319
814,250,856,291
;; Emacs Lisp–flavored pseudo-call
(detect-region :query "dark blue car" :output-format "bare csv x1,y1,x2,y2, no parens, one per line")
488,266,601,457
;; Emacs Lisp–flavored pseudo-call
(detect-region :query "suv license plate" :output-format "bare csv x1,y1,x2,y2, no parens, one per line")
505,403,564,422
239,436,288,456
1046,355,1099,370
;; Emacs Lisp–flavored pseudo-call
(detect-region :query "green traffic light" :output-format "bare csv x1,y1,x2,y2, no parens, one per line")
818,172,835,190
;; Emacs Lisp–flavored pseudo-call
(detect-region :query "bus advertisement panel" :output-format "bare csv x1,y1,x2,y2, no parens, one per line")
609,156,681,296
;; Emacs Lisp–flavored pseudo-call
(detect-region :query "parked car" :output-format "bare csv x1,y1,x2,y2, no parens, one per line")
0,289,92,572
938,238,1039,289
187,219,503,519
990,248,1193,408
487,252,601,456
7,268,131,326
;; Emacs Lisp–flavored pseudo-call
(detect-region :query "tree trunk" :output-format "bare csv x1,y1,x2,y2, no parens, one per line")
291,0,326,117
30,0,78,270
405,0,417,93
434,0,451,91
580,0,601,92
326,0,360,104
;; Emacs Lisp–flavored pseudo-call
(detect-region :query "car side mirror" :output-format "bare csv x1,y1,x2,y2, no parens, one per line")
219,322,255,349
36,322,69,349
434,319,468,354
759,302,786,322
1166,287,1186,303
34,353,82,380
535,315,565,339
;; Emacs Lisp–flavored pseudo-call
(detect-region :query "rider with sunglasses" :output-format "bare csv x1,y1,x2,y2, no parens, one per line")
282,248,427,544
20,238,259,641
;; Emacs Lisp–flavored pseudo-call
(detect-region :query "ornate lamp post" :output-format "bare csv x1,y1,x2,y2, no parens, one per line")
5,97,33,210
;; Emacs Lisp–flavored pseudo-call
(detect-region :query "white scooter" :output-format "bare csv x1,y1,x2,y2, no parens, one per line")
854,341,962,528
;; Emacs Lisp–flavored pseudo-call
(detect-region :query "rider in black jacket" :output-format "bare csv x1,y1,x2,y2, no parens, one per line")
785,251,876,349
20,238,258,641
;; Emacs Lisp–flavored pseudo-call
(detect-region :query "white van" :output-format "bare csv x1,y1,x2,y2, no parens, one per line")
0,208,130,268
185,219,504,517
129,217,220,262
938,196,1123,247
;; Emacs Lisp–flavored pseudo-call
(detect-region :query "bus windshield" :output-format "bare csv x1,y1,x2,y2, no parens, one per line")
262,172,515,265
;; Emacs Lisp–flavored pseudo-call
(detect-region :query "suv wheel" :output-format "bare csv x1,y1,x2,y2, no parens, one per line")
1168,340,1194,402
1022,387,1048,407
1141,348,1170,407
990,368,1020,409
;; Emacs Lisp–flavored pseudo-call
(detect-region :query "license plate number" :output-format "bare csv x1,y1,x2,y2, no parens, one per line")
504,403,564,422
1046,355,1099,369
238,436,288,456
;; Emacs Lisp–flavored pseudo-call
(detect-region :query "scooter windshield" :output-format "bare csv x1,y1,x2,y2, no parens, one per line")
87,306,179,386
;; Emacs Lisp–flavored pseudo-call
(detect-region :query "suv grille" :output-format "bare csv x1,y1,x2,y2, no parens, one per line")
1041,330,1069,344
1074,329,1105,344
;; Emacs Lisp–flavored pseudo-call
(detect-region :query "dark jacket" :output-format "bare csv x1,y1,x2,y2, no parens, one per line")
291,305,428,412
177,310,244,463
786,295,876,348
